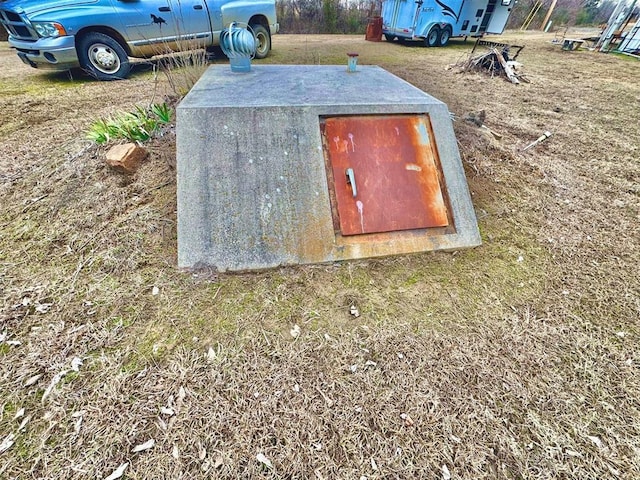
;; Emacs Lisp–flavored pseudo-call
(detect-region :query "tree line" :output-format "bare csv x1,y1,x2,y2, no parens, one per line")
276,0,381,34
275,0,627,34
0,0,630,42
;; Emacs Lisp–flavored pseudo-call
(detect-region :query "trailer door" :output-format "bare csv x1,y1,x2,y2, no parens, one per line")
455,0,486,36
485,0,512,34
383,0,420,37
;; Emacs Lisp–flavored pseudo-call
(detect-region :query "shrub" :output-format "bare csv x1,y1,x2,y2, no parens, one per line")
87,103,172,144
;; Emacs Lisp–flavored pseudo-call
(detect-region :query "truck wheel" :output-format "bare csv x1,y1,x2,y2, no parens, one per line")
251,24,271,59
384,34,396,42
424,26,440,47
77,32,130,80
438,27,451,47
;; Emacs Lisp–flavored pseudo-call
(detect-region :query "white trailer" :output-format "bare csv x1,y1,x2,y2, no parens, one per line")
382,0,515,47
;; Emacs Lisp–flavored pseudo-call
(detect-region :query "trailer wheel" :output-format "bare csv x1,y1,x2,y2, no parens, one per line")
424,26,440,47
438,27,452,47
384,34,396,42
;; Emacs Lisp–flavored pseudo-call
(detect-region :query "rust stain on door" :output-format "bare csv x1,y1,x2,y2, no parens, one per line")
322,115,449,236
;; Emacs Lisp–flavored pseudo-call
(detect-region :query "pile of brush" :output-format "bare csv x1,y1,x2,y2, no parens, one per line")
456,44,529,84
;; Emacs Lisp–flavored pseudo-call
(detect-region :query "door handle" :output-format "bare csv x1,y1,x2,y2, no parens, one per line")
194,4,203,9
159,6,171,12
345,168,357,198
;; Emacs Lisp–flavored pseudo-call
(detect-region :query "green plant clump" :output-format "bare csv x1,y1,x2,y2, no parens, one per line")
87,103,172,144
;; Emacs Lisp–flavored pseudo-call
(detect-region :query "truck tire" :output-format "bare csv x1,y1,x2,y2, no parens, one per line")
384,34,396,42
77,32,130,80
438,27,452,47
251,24,271,59
424,26,440,47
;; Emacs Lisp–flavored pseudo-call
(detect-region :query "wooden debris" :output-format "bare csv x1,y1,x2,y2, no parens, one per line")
456,44,530,84
481,124,503,140
494,48,520,84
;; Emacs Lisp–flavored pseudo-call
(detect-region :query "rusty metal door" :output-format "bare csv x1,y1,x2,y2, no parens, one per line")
322,115,450,236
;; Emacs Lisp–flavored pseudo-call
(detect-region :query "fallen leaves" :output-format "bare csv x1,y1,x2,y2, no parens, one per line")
206,346,217,362
131,438,155,453
256,452,273,469
400,413,415,427
587,435,603,449
17,415,30,432
103,462,128,480
34,302,53,314
41,370,69,403
197,440,207,460
0,332,20,347
72,410,85,434
290,324,301,338
0,433,15,454
70,357,83,372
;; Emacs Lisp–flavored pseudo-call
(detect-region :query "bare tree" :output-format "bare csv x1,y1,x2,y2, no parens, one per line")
276,0,379,33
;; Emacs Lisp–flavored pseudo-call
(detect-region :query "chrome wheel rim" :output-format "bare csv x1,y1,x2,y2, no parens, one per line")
89,43,120,74
255,31,267,56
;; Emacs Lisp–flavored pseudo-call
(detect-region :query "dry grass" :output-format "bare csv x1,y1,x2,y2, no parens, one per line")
156,47,212,99
1,31,639,479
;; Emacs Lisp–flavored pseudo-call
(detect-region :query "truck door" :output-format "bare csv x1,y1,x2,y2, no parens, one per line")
110,0,211,56
172,0,212,43
202,0,224,35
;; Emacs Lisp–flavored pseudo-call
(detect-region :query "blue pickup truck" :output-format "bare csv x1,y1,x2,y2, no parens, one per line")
0,0,278,80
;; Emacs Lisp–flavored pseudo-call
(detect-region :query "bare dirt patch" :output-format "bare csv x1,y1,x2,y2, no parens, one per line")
1,32,639,479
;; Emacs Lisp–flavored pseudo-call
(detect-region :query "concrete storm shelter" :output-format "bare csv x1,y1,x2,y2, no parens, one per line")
177,65,480,272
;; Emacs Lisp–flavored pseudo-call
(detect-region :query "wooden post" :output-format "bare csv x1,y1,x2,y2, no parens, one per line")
540,0,557,31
